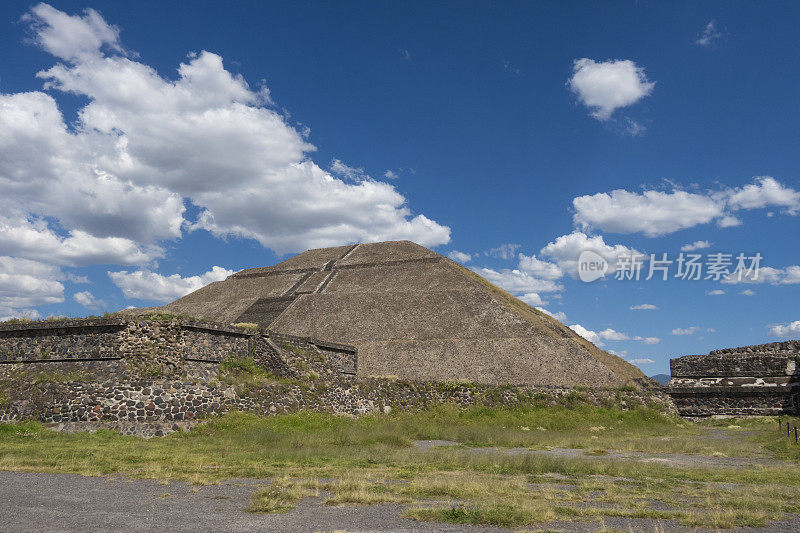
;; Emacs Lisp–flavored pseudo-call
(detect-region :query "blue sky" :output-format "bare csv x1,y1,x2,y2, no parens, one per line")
1,2,799,376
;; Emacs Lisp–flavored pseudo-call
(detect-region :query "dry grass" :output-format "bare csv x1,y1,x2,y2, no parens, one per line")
1,407,800,528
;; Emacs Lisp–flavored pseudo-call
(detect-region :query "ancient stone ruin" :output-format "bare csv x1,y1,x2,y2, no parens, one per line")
669,341,800,416
0,240,666,435
143,240,646,387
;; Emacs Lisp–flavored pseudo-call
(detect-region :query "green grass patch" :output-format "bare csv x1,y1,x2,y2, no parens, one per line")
1,406,799,528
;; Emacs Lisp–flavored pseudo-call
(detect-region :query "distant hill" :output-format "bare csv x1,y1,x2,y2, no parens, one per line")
650,374,670,385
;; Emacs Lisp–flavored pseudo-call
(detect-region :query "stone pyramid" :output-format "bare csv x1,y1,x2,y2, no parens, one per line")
156,241,646,387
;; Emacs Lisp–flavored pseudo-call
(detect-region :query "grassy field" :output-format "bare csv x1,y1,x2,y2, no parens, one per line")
1,403,800,530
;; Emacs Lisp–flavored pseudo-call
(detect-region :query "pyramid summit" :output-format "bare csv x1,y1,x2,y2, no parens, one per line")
148,240,646,387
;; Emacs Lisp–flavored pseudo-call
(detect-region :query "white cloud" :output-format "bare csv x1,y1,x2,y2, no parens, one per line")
536,307,567,323
540,231,640,278
383,170,398,179
599,328,630,341
567,58,655,120
706,289,725,296
447,250,472,263
723,265,800,285
0,256,64,308
716,215,742,228
329,159,369,182
0,4,450,271
108,266,234,302
596,327,659,344
770,321,800,338
0,307,42,322
630,304,658,310
569,324,604,346
573,189,722,237
472,267,564,296
21,3,123,62
721,177,800,215
672,326,701,336
73,290,106,309
67,273,91,284
681,240,711,252
572,177,800,237
517,253,563,280
741,289,756,296
518,293,546,307
0,216,160,266
487,243,520,260
695,20,723,47
629,358,655,365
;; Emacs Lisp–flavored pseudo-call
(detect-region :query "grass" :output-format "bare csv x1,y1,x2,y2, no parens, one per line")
1,405,799,529
216,356,302,390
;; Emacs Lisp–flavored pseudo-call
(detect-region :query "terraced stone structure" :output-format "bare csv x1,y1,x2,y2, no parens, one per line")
669,341,800,416
151,240,645,387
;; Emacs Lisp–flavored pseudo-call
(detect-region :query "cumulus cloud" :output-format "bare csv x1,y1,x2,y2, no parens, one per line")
741,289,756,296
567,58,655,120
536,307,567,323
540,231,640,278
706,289,725,296
672,326,701,336
596,328,659,344
21,3,124,62
108,266,234,302
681,240,712,252
0,217,159,266
573,189,722,236
770,321,800,338
487,244,521,260
721,177,800,214
629,358,655,365
0,256,64,308
1,4,450,270
518,293,546,307
73,290,106,309
572,177,800,237
723,265,800,285
599,328,630,341
630,304,658,310
517,254,563,280
447,250,472,263
0,307,42,322
472,267,564,296
569,324,604,346
695,20,723,47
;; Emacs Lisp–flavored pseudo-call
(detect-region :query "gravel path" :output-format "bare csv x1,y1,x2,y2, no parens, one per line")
2,470,800,532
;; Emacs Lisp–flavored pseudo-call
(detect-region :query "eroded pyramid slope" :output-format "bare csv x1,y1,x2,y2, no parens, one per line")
155,241,646,386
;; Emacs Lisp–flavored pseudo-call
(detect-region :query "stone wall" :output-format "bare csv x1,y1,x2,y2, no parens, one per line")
668,342,800,416
0,375,673,437
0,319,127,362
0,317,671,436
0,318,357,383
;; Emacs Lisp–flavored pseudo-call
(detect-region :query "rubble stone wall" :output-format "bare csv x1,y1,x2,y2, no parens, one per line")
669,343,800,416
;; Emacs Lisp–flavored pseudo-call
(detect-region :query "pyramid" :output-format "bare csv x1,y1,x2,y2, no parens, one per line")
155,241,646,387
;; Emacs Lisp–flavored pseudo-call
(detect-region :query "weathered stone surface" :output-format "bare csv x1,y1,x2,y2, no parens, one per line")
131,240,647,387
0,374,672,437
668,343,800,416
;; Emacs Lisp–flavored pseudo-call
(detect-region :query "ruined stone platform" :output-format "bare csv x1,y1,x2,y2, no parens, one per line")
669,341,800,416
